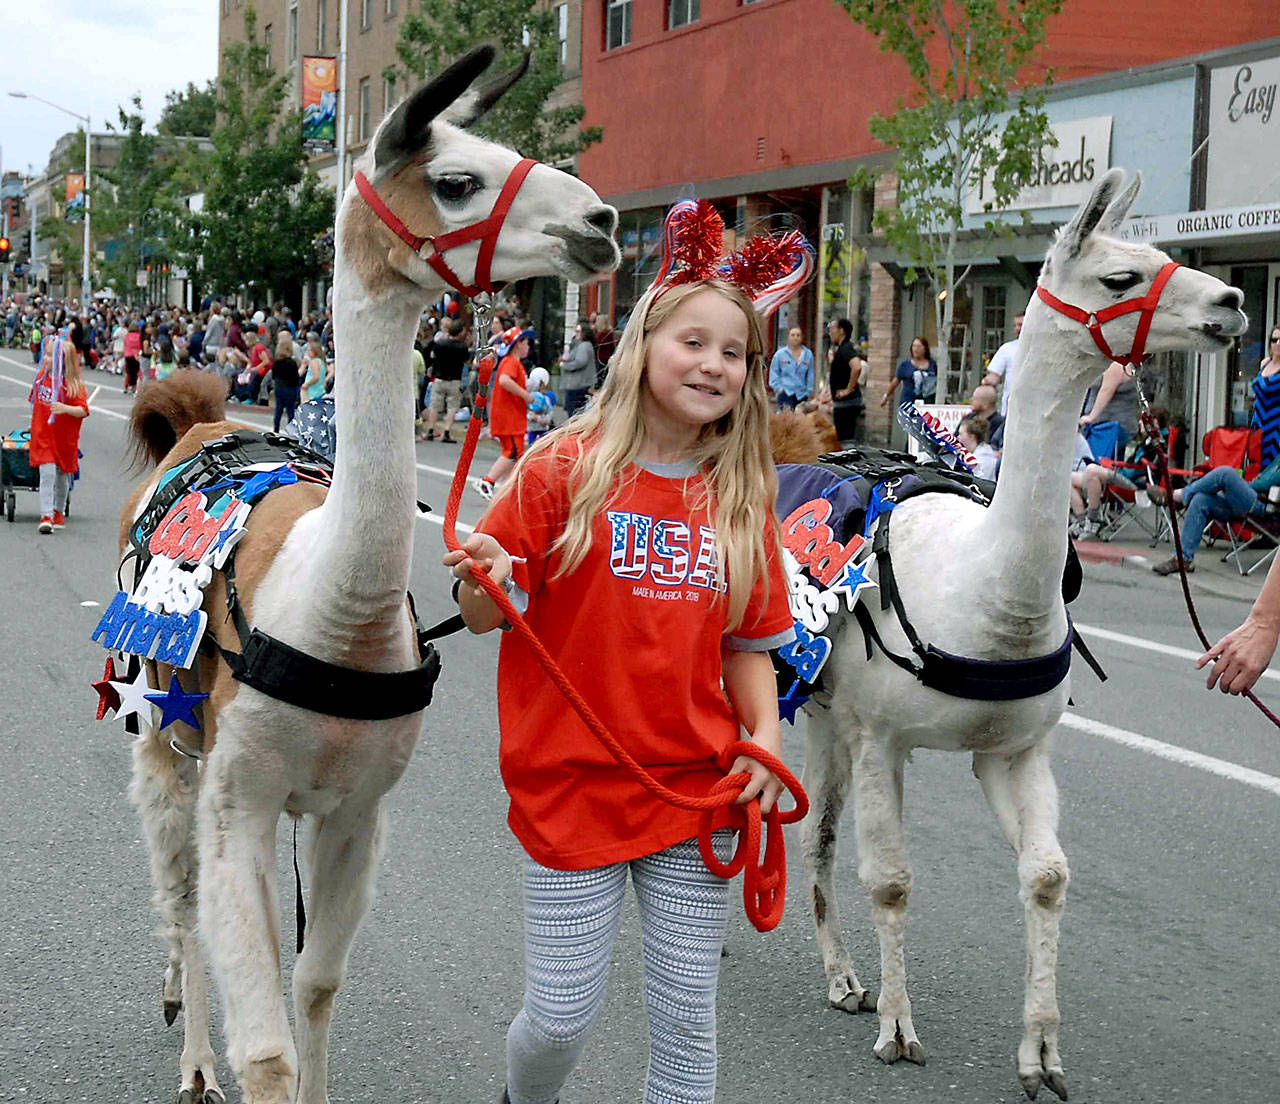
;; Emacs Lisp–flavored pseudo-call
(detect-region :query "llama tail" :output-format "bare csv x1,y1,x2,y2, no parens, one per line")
127,370,228,470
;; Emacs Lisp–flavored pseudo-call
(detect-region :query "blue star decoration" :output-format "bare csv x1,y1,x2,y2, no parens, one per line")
145,673,210,732
778,679,809,725
829,555,877,610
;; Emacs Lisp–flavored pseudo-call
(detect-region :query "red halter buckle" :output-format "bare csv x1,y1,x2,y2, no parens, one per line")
354,157,539,297
1036,261,1182,366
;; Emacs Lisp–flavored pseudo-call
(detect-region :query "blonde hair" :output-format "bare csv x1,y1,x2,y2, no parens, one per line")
46,336,86,399
496,280,778,630
275,332,295,358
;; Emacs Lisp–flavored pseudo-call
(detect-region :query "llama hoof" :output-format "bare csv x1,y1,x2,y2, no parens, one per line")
203,1089,227,1104
1045,1070,1067,1100
827,974,876,1013
164,999,182,1026
873,1020,925,1066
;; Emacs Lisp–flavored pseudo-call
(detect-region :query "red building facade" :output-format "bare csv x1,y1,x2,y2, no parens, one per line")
575,0,1279,439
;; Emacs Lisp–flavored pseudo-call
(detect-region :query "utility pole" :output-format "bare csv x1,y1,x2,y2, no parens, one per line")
335,0,349,223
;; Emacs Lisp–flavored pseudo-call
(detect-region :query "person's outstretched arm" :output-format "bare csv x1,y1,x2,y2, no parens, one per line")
1197,551,1280,693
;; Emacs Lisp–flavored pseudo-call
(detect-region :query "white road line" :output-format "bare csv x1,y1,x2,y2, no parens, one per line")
1076,621,1280,683
1060,711,1280,798
0,370,130,420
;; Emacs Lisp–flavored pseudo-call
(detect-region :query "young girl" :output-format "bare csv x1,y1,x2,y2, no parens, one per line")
474,326,534,500
28,334,89,533
445,269,800,1104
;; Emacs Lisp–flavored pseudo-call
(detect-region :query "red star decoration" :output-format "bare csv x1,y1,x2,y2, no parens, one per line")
92,657,121,721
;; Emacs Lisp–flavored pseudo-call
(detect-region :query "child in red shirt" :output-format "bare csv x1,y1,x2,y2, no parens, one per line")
475,326,533,500
445,278,798,1104
28,334,90,533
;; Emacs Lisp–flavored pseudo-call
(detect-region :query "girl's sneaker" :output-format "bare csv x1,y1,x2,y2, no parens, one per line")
38,515,53,534
52,511,66,529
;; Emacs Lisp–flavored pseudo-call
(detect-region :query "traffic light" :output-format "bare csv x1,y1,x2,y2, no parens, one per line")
0,238,11,263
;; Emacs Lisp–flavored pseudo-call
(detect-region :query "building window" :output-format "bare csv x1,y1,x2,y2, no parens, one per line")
222,0,230,16
605,0,631,49
287,2,299,63
317,0,327,51
358,77,371,141
264,23,273,67
361,0,371,31
668,0,699,28
383,74,397,115
556,4,568,67
385,0,397,14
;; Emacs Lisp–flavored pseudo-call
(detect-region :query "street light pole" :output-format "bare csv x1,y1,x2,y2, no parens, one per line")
7,91,92,308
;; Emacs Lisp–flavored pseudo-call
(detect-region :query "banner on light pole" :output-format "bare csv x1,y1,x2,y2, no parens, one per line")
65,173,85,222
302,57,338,150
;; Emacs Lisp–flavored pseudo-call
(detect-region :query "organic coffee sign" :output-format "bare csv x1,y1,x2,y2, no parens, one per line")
1208,56,1280,208
966,116,1113,215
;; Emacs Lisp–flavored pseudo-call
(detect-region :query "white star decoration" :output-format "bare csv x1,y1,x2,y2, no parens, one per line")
109,668,157,725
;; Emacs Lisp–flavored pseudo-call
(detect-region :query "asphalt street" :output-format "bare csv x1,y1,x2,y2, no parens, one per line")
0,346,1277,1104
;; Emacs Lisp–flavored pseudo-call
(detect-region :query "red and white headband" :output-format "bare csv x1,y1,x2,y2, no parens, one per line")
648,200,815,318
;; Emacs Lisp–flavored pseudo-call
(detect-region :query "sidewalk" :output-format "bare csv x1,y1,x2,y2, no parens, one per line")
1072,532,1268,604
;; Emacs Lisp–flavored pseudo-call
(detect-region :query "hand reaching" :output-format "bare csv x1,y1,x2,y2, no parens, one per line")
1196,617,1280,695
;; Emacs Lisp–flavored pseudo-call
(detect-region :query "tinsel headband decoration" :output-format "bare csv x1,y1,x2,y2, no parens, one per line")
648,199,815,318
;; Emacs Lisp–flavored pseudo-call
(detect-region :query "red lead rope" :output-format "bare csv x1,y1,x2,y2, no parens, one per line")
441,353,809,931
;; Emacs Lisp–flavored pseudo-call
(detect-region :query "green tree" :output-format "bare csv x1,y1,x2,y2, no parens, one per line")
93,97,189,303
184,5,333,300
839,0,1062,399
37,129,87,294
396,0,601,164
159,81,218,138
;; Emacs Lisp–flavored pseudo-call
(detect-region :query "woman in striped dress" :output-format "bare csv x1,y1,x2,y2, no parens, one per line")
1251,326,1280,466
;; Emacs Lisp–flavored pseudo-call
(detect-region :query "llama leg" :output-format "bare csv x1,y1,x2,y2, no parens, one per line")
198,762,296,1104
130,726,222,1102
850,740,923,1065
800,713,875,1014
974,745,1069,1101
294,802,386,1104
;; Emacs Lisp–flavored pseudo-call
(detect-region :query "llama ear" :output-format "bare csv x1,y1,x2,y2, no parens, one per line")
1095,171,1142,235
373,44,497,172
1059,168,1125,257
444,51,531,127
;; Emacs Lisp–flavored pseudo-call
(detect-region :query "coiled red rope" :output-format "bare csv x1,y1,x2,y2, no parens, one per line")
442,353,809,931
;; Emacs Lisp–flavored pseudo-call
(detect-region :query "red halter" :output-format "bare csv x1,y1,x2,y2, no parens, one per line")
1036,261,1182,366
354,157,539,297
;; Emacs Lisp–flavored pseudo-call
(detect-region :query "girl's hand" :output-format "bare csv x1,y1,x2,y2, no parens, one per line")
1196,616,1280,695
443,533,511,593
729,726,785,814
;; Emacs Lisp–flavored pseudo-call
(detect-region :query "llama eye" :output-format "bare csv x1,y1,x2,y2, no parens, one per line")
1101,272,1141,292
433,175,481,204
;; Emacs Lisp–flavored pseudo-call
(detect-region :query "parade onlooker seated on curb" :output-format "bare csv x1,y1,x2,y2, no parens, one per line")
1149,452,1280,575
1069,409,1169,540
968,384,1005,450
957,415,999,480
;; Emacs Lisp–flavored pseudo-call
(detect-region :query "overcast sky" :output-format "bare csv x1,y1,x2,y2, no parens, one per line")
2,0,218,178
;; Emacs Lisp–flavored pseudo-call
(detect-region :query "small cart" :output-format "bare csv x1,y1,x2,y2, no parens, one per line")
1,430,72,523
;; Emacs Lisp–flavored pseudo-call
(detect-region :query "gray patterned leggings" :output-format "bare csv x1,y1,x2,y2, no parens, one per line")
507,834,731,1104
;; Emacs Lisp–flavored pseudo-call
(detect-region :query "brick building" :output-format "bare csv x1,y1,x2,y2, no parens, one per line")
573,0,1280,442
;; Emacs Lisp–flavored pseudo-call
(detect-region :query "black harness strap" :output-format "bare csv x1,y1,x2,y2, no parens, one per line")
855,511,1104,701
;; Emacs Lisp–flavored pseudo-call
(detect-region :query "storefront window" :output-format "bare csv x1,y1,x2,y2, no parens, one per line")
1228,265,1269,425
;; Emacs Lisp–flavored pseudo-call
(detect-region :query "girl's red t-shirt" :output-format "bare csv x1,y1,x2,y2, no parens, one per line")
28,366,88,472
478,440,795,870
487,354,528,438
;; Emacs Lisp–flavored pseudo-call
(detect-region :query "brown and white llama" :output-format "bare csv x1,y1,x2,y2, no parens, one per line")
119,47,619,1104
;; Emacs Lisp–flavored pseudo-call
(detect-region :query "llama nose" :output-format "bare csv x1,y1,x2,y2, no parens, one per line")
1215,287,1244,311
583,204,618,237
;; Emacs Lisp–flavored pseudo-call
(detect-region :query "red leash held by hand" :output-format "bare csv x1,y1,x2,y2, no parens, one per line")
442,353,809,931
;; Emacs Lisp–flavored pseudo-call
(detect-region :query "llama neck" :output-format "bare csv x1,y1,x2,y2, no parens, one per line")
980,325,1096,619
315,252,425,620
